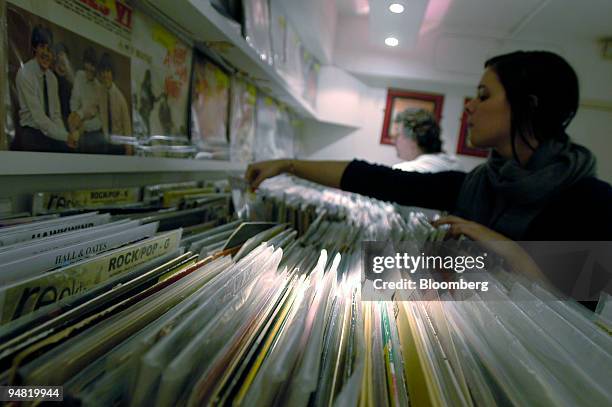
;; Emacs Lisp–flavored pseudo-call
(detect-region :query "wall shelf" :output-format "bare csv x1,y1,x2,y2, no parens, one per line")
1,1,360,182
0,151,245,175
138,0,358,130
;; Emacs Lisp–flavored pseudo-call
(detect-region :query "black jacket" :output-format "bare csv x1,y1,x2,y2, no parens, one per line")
340,160,612,241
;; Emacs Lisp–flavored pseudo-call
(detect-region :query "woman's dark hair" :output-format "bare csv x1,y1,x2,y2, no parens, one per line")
485,51,579,161
395,108,443,154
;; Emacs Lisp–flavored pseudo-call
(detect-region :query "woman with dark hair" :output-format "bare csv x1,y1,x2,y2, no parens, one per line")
246,51,612,304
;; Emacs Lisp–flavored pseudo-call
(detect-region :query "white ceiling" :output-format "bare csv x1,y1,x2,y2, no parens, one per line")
336,0,612,41
336,0,370,16
368,0,429,49
440,0,545,37
329,0,612,90
515,0,612,41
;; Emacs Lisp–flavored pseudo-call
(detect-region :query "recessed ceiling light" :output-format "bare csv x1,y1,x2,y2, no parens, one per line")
389,3,405,13
385,37,399,47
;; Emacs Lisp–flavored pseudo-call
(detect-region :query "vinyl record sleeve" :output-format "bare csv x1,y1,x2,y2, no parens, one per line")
203,274,297,404
0,250,191,353
185,254,286,406
6,1,133,155
0,213,110,248
131,11,192,139
253,96,295,160
131,249,272,406
32,188,141,215
0,229,182,324
229,77,256,164
0,214,58,227
6,256,202,384
15,257,220,386
242,0,273,65
0,221,158,285
190,53,230,157
182,219,218,237
136,205,230,232
0,211,106,234
230,277,296,404
0,220,136,261
181,219,242,247
269,0,287,73
153,248,280,406
143,181,200,203
161,187,216,208
66,258,233,404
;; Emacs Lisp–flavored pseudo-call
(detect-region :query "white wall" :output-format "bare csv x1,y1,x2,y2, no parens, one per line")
299,70,612,183
315,66,364,127
299,72,485,172
298,22,612,181
568,106,612,184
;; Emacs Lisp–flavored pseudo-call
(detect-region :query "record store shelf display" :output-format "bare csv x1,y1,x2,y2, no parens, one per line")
0,177,611,406
0,0,352,167
1,0,315,166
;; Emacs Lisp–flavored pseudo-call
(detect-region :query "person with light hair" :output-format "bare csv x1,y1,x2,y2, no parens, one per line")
392,108,462,173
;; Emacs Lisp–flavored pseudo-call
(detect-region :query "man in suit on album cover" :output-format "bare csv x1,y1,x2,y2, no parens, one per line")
13,25,80,152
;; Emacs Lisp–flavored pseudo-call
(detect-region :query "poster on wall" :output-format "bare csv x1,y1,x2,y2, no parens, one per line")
130,11,192,141
5,0,133,155
380,89,444,145
190,51,230,159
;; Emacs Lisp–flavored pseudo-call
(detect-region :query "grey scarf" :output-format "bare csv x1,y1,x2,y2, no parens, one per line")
454,137,596,239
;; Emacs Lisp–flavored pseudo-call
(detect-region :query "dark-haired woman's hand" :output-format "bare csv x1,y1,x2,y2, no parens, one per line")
431,215,509,242
432,215,548,283
245,159,292,191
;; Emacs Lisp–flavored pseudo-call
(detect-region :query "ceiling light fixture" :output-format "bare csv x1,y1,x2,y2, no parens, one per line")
389,3,405,14
389,3,404,14
385,37,399,47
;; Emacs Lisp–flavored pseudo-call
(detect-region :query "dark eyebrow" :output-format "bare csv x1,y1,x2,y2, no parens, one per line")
477,85,487,90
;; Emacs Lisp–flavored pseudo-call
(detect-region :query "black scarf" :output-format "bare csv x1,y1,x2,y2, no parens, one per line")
454,137,596,239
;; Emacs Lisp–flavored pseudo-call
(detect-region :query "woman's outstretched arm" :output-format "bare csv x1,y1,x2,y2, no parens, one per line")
245,159,350,190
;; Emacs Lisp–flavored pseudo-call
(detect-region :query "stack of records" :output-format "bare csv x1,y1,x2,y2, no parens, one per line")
0,176,610,406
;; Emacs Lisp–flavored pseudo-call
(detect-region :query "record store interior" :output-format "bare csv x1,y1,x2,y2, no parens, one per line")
1,0,612,405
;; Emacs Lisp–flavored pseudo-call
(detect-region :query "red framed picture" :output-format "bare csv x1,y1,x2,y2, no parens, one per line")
380,89,444,145
456,98,489,157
